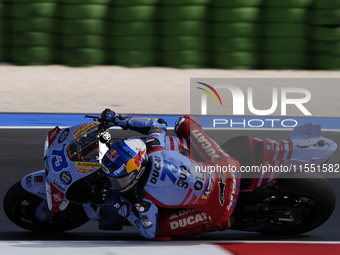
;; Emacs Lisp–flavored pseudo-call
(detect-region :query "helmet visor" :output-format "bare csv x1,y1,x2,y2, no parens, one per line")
108,171,138,191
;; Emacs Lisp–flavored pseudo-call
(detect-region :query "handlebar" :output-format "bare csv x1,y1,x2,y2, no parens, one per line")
84,115,100,121
84,115,109,131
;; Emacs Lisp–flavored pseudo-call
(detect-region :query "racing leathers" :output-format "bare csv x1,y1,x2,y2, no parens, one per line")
104,113,241,239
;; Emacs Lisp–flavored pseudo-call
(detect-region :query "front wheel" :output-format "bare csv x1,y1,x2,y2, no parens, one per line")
3,181,90,233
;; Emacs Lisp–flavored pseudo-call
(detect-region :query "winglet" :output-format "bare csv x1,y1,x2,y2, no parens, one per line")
289,123,321,139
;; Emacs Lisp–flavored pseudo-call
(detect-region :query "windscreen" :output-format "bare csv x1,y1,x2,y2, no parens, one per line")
67,129,99,161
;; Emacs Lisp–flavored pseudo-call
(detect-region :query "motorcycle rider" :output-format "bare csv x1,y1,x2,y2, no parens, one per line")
100,109,241,239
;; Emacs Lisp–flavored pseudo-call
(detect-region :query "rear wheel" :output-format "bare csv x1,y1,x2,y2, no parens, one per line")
3,181,90,233
234,173,336,235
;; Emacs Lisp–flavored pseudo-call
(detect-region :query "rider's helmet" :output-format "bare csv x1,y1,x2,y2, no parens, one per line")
102,139,147,192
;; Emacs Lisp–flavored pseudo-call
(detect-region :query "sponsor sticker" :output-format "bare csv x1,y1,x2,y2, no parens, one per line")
52,192,63,202
76,168,95,174
112,163,126,177
26,175,32,188
150,128,163,134
201,172,213,199
135,203,145,212
73,122,98,139
266,144,272,151
60,171,72,185
102,164,111,174
73,123,87,134
34,176,44,182
105,149,118,162
141,219,153,229
58,128,69,143
53,179,66,192
170,211,211,230
75,162,101,168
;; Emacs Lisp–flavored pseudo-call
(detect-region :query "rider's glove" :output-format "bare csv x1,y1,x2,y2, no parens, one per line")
100,108,117,127
101,189,130,218
100,108,131,129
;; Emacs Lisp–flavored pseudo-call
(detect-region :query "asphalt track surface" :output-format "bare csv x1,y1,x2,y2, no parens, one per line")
1,128,340,242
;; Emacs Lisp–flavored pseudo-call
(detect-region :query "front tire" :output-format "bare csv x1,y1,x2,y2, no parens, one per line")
3,181,90,233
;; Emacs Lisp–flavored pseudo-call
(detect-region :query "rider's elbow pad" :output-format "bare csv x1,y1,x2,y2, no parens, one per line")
157,118,167,127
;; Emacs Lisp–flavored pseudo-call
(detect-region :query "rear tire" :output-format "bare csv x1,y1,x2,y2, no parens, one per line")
257,173,336,235
3,181,90,233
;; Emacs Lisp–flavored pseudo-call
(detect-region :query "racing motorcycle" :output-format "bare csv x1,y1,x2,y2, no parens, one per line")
3,117,337,236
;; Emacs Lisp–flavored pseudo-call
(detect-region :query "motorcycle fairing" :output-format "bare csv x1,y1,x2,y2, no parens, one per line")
21,170,47,200
44,122,103,213
254,125,336,167
289,123,321,139
244,123,337,191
